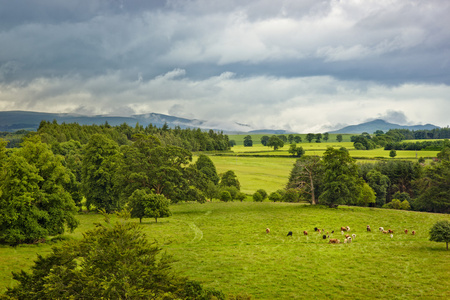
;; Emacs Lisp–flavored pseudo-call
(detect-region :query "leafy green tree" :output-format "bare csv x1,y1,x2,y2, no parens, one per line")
294,135,302,143
229,140,236,147
306,133,315,143
389,150,397,158
219,190,232,202
437,147,450,161
243,135,253,147
0,136,78,245
260,136,270,146
413,159,450,213
315,133,322,143
277,135,287,143
81,134,122,212
354,182,376,206
429,220,450,250
288,144,305,157
256,189,267,200
269,192,282,202
253,192,263,202
128,189,171,223
366,170,390,207
319,147,365,208
235,192,246,202
220,170,240,190
336,134,343,142
323,132,329,142
5,220,223,299
195,154,220,185
287,156,322,205
267,135,284,150
288,134,294,144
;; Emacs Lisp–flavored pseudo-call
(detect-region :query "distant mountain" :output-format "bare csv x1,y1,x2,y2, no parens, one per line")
329,119,439,134
0,111,207,132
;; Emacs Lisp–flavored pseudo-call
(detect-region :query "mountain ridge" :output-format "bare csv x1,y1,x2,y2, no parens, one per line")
328,119,439,134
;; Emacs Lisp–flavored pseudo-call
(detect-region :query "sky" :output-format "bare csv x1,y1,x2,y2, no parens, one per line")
0,0,449,133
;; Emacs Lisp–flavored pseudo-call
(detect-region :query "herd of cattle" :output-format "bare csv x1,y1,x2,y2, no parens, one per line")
265,225,416,244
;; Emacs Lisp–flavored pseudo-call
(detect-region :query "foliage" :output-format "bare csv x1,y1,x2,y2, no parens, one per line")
252,192,263,202
318,147,365,208
220,170,240,191
260,136,270,146
336,134,343,142
366,170,390,207
195,154,220,185
286,156,322,205
0,136,78,245
429,220,450,250
306,133,315,143
243,135,253,147
256,189,267,200
5,220,223,299
128,189,172,223
267,135,284,150
282,188,301,203
268,192,282,202
288,144,304,157
219,190,232,202
389,150,397,158
81,134,122,212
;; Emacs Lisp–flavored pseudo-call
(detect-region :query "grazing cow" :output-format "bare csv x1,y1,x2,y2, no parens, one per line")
340,226,347,232
345,234,350,239
287,231,293,236
382,230,388,234
318,229,322,233
346,226,351,232
412,230,416,235
344,238,348,244
266,228,270,234
331,230,335,234
404,229,408,234
388,229,394,234
347,237,352,243
314,227,318,232
323,234,327,239
352,234,356,239
367,225,371,232
303,230,308,236
341,231,344,235
329,239,340,244
379,227,384,232
390,234,393,238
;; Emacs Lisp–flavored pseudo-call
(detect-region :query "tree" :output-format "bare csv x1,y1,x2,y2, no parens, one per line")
256,189,268,200
336,134,343,142
253,192,263,202
315,133,322,143
294,135,302,143
429,220,450,250
243,135,253,147
288,144,304,157
0,136,78,245
366,170,390,207
267,135,284,150
5,220,223,299
323,132,329,142
306,133,315,143
229,140,236,147
389,150,397,158
269,192,282,202
318,147,365,208
287,156,322,205
220,170,240,190
288,134,294,144
128,189,171,223
195,154,219,185
260,136,270,146
81,134,122,212
219,190,232,202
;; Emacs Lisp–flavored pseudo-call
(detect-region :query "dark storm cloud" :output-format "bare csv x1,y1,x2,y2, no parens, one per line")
0,0,449,132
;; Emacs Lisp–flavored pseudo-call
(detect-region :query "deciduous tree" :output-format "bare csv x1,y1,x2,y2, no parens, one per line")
429,220,450,250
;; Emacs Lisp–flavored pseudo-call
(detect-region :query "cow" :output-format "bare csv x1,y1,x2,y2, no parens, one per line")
412,230,416,235
388,229,394,234
303,230,308,236
266,228,270,234
323,235,327,239
340,226,347,232
352,234,356,239
287,231,293,236
367,225,371,232
329,239,340,244
404,229,408,234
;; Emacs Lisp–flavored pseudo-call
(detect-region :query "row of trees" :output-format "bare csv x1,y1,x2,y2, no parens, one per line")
38,120,231,152
286,146,450,213
0,128,238,244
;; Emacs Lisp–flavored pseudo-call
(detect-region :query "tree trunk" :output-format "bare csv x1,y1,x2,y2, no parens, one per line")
139,218,142,223
155,217,158,223
447,241,448,250
310,175,316,205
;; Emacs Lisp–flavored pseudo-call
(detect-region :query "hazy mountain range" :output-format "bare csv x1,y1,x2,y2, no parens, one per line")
0,111,439,134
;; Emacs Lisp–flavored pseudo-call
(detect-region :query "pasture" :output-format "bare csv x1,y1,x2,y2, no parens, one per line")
1,203,449,299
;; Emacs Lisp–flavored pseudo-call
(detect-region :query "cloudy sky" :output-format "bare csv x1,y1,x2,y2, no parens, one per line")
0,0,449,132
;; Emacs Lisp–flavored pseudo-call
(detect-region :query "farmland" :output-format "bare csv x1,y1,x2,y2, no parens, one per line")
1,203,449,299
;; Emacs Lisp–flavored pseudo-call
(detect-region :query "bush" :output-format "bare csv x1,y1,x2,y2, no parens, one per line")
269,192,282,202
256,189,268,200
400,200,411,210
219,191,232,202
383,199,401,209
354,142,366,150
253,192,263,202
282,189,300,203
235,192,247,202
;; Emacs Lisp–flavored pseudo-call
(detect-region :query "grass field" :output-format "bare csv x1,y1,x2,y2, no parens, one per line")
1,203,449,299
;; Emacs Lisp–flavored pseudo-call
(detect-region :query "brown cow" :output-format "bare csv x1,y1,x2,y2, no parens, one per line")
340,226,347,232
404,229,408,234
388,229,394,234
266,228,270,234
412,230,416,235
329,238,340,244
303,230,308,236
345,234,350,239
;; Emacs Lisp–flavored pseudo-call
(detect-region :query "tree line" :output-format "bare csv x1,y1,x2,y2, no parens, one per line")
285,147,450,213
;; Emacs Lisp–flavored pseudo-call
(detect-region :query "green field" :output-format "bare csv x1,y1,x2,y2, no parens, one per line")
1,203,449,299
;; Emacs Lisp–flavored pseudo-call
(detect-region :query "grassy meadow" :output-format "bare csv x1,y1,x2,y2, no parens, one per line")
1,203,449,299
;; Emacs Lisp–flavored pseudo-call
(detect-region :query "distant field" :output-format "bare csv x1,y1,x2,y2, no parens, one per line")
228,133,354,146
1,203,449,299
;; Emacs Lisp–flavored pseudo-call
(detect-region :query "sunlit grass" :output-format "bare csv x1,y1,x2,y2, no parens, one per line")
2,203,448,299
